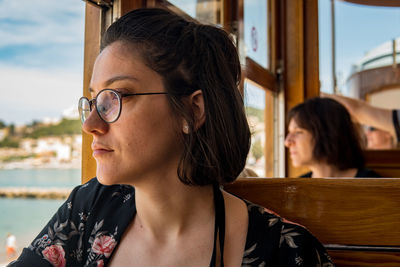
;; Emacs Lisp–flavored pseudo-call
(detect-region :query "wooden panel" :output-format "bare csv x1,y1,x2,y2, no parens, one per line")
282,0,320,177
224,178,400,246
283,0,304,110
265,90,274,177
342,0,400,7
245,58,277,92
283,0,306,178
304,0,319,99
328,251,400,267
82,3,102,183
365,149,400,178
120,0,145,15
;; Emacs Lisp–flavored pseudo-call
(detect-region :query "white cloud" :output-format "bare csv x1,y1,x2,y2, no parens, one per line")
0,0,86,125
0,64,83,125
0,0,85,47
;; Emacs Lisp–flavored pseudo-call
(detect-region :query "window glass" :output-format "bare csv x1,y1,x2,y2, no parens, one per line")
244,79,266,177
0,1,84,261
319,0,400,150
168,0,221,24
244,0,268,68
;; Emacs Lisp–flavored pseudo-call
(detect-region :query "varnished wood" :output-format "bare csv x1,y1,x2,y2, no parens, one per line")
365,149,400,178
342,0,400,7
304,0,319,99
328,251,400,267
283,0,306,177
225,178,400,266
282,0,320,177
245,58,277,92
225,178,400,245
265,89,274,177
120,0,145,15
82,3,102,183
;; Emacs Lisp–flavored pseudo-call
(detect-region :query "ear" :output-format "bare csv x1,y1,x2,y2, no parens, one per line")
189,90,206,130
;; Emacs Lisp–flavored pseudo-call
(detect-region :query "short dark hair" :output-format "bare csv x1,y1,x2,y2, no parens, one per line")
101,8,251,185
287,97,364,170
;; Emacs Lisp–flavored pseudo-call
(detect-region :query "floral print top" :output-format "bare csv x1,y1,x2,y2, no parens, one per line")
9,178,334,267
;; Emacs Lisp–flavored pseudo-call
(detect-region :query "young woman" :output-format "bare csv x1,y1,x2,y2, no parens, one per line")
10,8,333,266
285,97,379,178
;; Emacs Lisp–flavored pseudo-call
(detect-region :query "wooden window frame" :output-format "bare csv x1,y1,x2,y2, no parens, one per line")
81,0,322,180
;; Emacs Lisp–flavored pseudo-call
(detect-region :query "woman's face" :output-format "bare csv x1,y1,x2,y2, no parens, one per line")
83,42,183,186
284,118,315,167
365,127,393,150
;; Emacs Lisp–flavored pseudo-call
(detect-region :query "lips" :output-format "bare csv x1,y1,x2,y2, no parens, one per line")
91,141,114,157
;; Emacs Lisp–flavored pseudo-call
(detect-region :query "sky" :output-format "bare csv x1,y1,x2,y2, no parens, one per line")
319,0,400,94
0,0,85,125
0,1,399,125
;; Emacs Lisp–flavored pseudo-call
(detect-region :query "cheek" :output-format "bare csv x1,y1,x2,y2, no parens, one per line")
299,138,314,158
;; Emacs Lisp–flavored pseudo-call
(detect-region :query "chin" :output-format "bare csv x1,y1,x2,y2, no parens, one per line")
290,158,301,167
96,166,120,185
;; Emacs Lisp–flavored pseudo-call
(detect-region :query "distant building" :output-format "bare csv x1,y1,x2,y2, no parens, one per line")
34,137,71,161
0,128,9,141
346,37,400,110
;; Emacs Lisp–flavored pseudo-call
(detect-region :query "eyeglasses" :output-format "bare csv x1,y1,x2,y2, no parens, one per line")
78,88,168,123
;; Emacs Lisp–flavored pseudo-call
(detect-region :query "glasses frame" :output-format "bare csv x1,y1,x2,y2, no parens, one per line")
79,88,168,123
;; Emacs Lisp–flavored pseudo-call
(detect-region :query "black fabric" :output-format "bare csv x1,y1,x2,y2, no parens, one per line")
393,109,400,143
210,184,225,267
10,178,334,267
300,167,381,178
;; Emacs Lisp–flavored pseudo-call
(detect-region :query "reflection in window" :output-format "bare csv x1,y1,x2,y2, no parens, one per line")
244,0,268,68
244,80,266,177
168,0,221,24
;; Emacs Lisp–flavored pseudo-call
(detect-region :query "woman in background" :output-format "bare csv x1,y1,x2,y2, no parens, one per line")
285,97,379,178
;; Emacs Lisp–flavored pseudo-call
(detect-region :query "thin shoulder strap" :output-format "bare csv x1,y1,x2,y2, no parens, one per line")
210,184,225,267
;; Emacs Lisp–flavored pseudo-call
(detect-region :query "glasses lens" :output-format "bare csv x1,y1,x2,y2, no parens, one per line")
78,98,91,123
96,90,120,123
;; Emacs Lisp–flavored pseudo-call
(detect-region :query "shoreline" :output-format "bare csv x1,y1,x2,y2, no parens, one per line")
0,187,71,199
0,161,81,170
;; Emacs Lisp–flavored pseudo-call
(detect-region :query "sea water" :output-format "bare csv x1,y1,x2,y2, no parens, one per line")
0,169,81,263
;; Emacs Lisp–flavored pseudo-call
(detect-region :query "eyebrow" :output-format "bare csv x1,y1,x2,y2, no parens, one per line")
89,75,139,93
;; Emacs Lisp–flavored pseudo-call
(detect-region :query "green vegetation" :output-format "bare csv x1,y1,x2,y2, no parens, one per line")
0,120,6,129
26,119,81,139
246,106,264,121
1,154,35,162
0,137,19,148
251,139,263,161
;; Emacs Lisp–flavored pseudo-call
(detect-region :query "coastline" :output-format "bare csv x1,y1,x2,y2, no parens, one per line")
0,187,71,199
0,158,80,170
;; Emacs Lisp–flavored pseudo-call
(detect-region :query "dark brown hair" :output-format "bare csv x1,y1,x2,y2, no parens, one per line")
101,8,251,185
287,97,364,170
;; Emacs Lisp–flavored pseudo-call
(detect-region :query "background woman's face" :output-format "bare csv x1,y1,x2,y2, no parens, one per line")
284,118,315,167
83,42,184,186
365,127,393,150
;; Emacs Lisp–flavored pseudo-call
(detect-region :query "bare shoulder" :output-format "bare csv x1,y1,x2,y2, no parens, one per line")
222,190,248,266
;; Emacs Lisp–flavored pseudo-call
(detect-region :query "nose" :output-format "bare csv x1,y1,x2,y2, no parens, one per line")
284,133,293,147
82,108,109,136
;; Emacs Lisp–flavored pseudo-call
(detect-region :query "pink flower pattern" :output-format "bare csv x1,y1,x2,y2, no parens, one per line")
97,259,104,267
42,245,66,267
92,235,117,258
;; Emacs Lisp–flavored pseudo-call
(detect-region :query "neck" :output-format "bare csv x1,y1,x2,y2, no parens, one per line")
133,176,215,241
309,162,358,178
